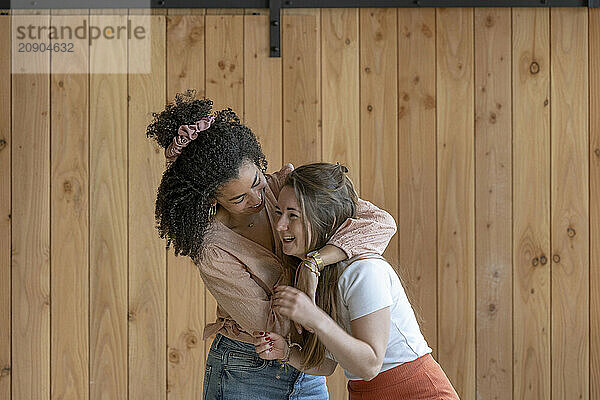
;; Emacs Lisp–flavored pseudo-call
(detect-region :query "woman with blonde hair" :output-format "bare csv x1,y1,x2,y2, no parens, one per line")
255,163,459,400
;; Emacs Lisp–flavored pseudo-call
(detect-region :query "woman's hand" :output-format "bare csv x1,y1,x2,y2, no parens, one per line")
283,163,294,172
273,285,322,332
252,331,287,360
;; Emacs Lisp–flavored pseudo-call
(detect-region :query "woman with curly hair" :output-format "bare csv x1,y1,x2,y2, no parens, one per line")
146,91,397,400
255,163,459,400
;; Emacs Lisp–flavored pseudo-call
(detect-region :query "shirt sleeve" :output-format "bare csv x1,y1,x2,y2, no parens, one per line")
195,246,290,336
339,260,394,321
326,199,397,259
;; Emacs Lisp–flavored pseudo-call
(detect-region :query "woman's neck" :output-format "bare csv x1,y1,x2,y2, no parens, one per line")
217,207,261,229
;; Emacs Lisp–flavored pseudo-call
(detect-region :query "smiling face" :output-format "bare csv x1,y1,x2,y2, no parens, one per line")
275,185,310,257
216,159,267,217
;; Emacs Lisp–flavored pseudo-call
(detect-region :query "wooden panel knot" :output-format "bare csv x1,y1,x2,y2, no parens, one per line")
63,180,73,194
0,139,6,151
567,227,576,237
168,349,181,364
595,148,600,158
423,95,435,110
185,333,198,349
532,257,539,266
0,365,10,377
553,254,561,263
539,255,547,265
529,62,540,75
421,24,432,38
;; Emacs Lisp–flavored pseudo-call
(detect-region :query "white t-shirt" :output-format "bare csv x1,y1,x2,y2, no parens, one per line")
326,257,432,380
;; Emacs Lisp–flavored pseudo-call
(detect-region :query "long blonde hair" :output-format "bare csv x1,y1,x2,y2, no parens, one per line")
283,163,358,370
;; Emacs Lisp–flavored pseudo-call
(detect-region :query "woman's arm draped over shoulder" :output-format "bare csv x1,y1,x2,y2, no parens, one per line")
195,246,290,339
326,198,397,259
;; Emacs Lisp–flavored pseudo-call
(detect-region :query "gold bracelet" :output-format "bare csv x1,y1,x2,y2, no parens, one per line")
287,335,303,351
306,250,324,271
280,345,292,364
280,336,301,370
302,258,320,278
280,335,302,365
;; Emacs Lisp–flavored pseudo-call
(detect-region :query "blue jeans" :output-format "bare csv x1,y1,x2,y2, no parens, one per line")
203,334,329,400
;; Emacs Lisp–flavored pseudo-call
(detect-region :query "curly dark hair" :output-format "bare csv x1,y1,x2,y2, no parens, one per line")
146,90,267,260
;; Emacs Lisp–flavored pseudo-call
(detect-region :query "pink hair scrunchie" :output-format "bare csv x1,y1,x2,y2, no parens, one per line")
165,115,215,163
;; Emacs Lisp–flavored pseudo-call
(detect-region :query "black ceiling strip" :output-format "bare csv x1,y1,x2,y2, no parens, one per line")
2,0,594,8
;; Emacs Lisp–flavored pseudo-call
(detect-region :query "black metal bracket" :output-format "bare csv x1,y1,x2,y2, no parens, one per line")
270,0,281,57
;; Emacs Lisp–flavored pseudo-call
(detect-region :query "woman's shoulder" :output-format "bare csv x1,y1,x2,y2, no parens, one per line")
340,255,392,272
193,238,235,268
337,256,394,285
336,256,397,314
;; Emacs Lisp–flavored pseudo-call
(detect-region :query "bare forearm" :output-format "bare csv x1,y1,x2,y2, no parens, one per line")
325,199,397,258
285,348,337,376
312,309,381,380
317,244,346,266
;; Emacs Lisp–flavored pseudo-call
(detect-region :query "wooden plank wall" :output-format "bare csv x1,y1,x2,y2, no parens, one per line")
165,9,207,400
550,9,589,400
436,9,475,395
0,9,11,400
590,8,600,400
11,9,51,400
513,8,551,400
50,9,89,400
1,7,598,400
128,10,167,400
474,8,512,399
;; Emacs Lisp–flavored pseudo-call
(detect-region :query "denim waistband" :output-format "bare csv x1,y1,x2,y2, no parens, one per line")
209,334,262,358
208,333,299,373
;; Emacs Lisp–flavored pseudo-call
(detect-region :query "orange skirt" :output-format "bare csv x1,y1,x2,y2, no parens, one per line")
347,354,459,400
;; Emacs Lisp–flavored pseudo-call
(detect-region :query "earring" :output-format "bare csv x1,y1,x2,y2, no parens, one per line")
208,204,217,218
